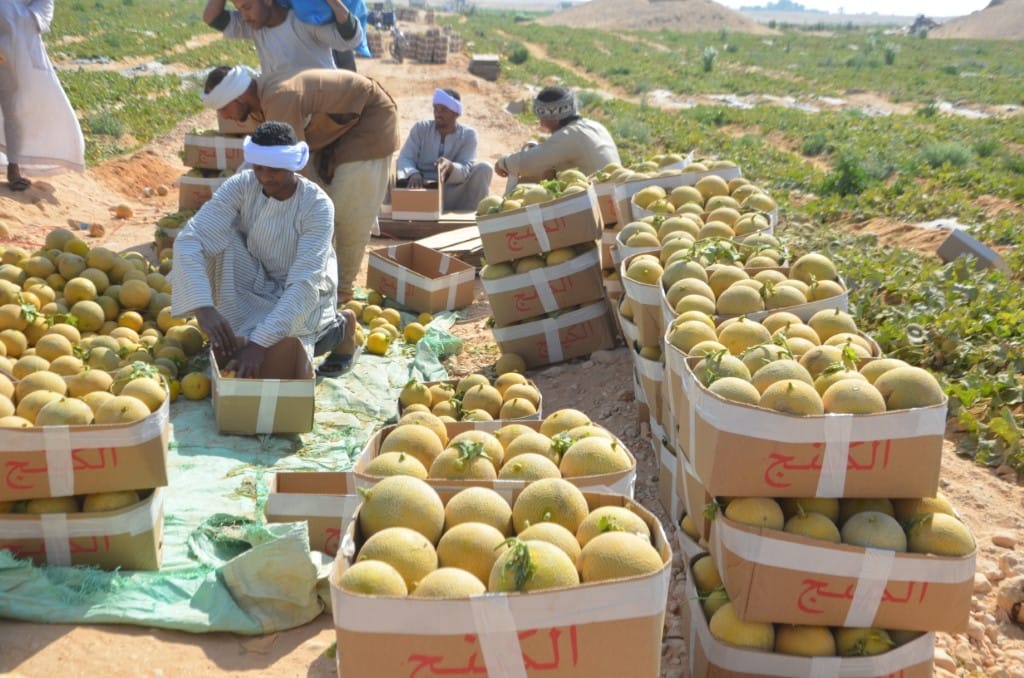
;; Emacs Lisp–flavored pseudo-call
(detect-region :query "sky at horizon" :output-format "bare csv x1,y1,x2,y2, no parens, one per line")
714,0,990,17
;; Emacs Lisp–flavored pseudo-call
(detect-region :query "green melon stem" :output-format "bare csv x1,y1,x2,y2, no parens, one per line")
499,537,536,591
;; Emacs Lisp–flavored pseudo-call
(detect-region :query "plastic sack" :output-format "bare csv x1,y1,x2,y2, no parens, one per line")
277,0,372,58
0,519,321,635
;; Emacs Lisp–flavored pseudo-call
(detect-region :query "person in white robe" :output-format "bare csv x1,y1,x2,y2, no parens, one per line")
171,121,358,377
0,0,85,191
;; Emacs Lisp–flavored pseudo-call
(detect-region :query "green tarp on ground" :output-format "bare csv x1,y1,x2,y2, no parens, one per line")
0,317,462,634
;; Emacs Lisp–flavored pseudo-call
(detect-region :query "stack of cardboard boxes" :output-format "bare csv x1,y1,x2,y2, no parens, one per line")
178,115,254,211
477,186,617,368
410,28,449,64
0,391,171,570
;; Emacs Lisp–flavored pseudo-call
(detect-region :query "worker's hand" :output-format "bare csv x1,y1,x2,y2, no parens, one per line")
436,157,453,182
226,342,267,379
195,306,236,358
494,158,508,178
406,172,424,189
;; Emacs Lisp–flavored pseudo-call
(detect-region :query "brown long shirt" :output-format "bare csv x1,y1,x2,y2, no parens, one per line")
255,69,400,182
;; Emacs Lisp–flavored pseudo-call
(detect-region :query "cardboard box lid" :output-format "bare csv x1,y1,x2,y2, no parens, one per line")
482,249,604,323
0,393,170,501
0,487,164,567
391,185,444,220
670,349,947,498
476,186,602,255
709,514,975,632
683,555,937,677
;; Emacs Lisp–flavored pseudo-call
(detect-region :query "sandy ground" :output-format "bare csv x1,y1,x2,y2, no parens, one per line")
1,33,1024,678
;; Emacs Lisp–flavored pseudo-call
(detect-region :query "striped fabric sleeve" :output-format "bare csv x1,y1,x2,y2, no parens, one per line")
248,192,335,348
171,177,246,316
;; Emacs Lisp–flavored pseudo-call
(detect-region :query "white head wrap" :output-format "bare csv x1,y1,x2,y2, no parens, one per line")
432,88,463,115
533,87,577,120
242,136,310,172
201,66,254,110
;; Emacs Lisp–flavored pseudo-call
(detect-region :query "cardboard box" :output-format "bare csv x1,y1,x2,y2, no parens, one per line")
211,338,315,435
619,253,664,349
476,186,603,264
654,434,682,524
331,491,672,678
264,471,362,557
616,297,639,348
391,185,444,220
491,299,616,369
0,394,170,502
602,276,623,306
182,133,246,171
593,180,619,227
634,348,666,428
658,268,851,327
665,347,947,498
676,518,705,561
708,512,975,632
482,249,605,326
396,379,542,422
0,487,164,570
613,227,660,269
354,419,637,497
366,243,475,313
683,555,937,677
611,166,742,226
676,452,713,542
217,113,259,136
178,173,229,210
599,224,621,269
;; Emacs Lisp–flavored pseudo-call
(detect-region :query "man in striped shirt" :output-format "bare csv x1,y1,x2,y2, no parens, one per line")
171,121,358,378
202,65,400,304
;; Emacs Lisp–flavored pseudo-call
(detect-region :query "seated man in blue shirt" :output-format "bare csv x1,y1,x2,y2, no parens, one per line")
395,89,493,212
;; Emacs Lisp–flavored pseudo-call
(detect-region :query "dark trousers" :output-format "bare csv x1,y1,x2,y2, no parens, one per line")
333,50,357,72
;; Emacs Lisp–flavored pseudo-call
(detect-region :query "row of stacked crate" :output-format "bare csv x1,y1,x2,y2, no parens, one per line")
608,161,974,675
474,173,617,369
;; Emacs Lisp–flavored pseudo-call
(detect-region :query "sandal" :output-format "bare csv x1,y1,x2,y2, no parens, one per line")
316,345,362,377
8,177,30,191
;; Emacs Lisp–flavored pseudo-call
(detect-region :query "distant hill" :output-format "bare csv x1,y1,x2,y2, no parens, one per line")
538,0,777,34
930,0,1024,40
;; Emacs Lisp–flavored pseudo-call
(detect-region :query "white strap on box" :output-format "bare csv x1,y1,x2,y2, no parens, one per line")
528,268,560,314
371,254,474,300
42,426,75,498
255,381,281,433
816,414,854,497
41,514,72,566
845,547,896,627
470,595,529,678
524,204,551,252
542,317,563,364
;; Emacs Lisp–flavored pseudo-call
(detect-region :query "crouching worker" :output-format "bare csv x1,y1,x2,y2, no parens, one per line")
395,88,492,212
171,121,359,378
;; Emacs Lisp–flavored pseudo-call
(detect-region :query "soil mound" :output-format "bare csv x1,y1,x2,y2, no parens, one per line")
930,0,1024,40
538,0,777,34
